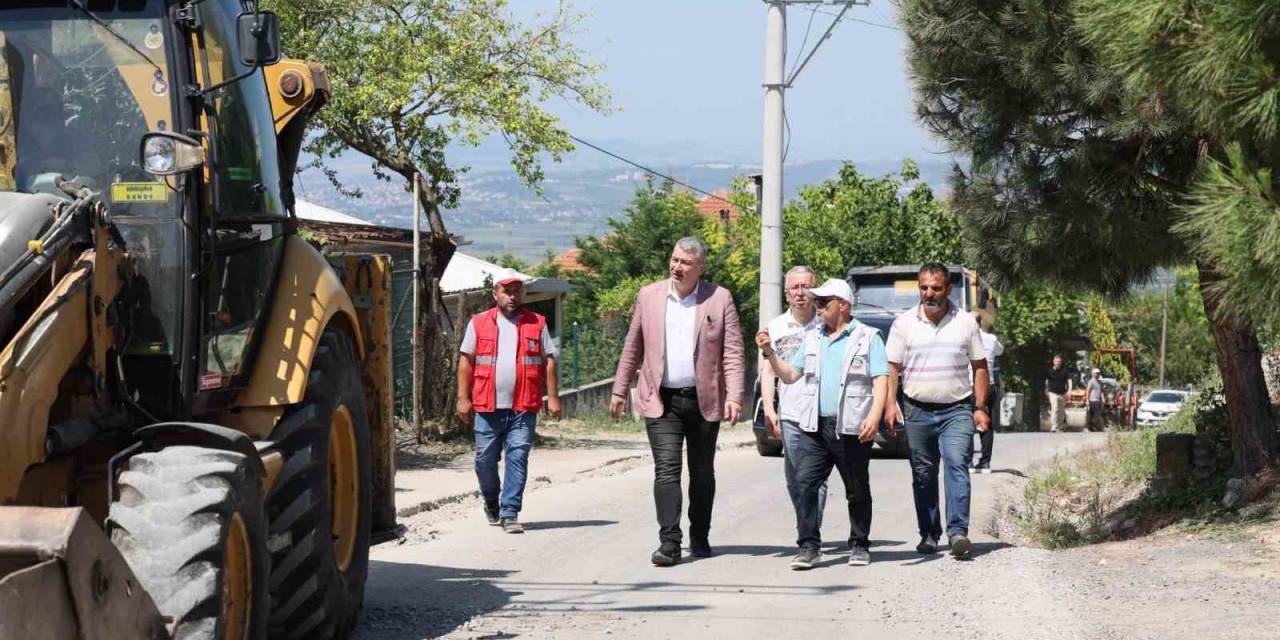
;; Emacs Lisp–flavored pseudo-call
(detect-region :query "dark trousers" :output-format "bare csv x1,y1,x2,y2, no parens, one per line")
974,385,999,467
792,418,873,551
1088,400,1106,431
645,387,720,545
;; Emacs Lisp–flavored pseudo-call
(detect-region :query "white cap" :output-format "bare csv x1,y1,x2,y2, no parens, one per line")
807,278,854,303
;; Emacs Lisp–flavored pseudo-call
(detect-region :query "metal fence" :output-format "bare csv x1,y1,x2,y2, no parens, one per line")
558,318,626,390
390,268,420,420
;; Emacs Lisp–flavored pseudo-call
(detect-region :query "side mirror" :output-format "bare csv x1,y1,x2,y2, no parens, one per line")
141,131,205,176
237,11,281,67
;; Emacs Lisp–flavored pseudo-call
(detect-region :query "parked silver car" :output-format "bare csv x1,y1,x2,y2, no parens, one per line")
1136,390,1191,426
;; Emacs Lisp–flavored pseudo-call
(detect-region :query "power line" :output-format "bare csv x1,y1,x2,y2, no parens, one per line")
812,5,900,32
568,134,734,207
789,7,819,76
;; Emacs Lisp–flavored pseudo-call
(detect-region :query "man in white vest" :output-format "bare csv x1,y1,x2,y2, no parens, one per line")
756,278,890,570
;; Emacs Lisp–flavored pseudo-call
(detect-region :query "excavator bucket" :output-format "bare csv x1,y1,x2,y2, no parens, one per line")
0,507,168,640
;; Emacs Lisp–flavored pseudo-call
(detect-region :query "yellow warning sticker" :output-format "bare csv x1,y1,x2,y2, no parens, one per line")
111,182,168,203
894,280,919,294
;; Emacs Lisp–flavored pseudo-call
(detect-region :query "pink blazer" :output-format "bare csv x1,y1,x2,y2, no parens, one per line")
612,279,747,421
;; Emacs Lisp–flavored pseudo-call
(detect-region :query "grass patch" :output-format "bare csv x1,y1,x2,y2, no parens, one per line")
1016,404,1240,549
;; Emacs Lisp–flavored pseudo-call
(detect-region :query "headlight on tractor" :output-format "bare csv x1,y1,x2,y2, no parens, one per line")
141,131,206,176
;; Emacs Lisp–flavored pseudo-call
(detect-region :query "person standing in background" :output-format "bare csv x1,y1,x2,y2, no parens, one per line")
1045,354,1072,433
972,317,1003,473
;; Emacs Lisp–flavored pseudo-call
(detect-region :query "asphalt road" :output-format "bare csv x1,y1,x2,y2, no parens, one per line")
356,432,1110,640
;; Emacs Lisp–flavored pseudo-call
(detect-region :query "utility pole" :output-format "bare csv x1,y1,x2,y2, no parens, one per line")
1158,283,1169,388
758,1,862,328
412,173,423,442
760,2,786,329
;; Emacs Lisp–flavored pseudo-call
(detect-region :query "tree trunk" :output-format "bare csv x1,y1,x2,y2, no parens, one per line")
1196,261,1277,476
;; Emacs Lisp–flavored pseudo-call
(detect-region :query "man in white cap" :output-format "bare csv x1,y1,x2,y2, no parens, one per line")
457,275,561,533
756,277,890,570
1086,368,1107,432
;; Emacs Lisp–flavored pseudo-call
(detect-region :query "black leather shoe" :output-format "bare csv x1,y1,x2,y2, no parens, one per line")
651,543,681,567
690,539,712,558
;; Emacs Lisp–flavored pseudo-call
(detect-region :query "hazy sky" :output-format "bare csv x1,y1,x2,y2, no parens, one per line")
509,0,944,165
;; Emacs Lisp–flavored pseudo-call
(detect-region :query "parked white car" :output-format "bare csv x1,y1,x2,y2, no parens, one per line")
1136,390,1191,426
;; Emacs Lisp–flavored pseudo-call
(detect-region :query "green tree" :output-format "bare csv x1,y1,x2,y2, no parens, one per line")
268,0,611,260
1086,296,1130,387
485,252,528,271
902,0,1276,475
1108,270,1216,387
713,161,961,330
1076,1,1280,331
993,282,1085,424
568,182,705,324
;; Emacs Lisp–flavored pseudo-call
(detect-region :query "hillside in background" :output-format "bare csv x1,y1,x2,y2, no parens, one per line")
296,147,954,262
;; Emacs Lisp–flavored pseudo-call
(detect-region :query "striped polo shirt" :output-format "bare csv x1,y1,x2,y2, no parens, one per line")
885,304,986,404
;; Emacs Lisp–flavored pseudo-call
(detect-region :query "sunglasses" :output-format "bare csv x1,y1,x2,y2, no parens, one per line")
813,296,839,309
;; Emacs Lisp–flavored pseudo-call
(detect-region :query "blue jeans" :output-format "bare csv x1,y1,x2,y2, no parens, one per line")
903,399,975,538
781,421,827,530
474,410,536,519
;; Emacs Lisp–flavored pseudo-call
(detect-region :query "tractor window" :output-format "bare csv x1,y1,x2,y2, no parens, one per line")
199,0,284,218
0,2,179,216
201,235,283,385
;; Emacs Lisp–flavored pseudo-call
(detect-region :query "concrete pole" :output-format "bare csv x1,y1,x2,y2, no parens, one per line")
412,173,423,441
1158,283,1168,388
760,2,786,330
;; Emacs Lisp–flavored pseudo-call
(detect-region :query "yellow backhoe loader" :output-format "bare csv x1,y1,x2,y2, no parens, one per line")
0,2,397,638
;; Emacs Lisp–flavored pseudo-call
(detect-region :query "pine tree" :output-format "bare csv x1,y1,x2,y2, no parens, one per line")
901,0,1277,475
1086,297,1130,387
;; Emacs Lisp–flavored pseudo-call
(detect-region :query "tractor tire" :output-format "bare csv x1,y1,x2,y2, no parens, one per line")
265,328,372,639
109,446,269,640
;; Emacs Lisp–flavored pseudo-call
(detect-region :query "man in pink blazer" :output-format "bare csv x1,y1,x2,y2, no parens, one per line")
610,237,747,566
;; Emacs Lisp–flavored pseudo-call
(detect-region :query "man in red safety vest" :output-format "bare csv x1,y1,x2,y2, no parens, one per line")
457,276,561,533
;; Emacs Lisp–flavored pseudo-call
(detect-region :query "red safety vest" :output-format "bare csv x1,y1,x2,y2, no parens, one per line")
469,307,547,413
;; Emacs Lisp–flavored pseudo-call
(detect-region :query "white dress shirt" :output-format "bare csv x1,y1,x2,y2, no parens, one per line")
662,280,699,388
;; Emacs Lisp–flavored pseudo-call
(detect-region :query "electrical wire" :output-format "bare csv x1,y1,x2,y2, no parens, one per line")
812,5,900,32
567,135,734,207
790,7,818,77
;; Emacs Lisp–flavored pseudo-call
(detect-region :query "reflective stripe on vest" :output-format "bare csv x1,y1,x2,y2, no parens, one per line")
469,307,547,413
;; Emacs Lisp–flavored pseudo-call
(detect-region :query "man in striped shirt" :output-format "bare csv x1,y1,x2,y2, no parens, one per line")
883,264,990,559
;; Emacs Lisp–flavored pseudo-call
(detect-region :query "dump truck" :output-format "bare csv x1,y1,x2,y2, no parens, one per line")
0,2,397,638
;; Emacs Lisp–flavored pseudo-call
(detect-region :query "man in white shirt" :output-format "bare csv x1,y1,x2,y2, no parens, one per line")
611,237,746,566
972,317,1004,473
760,266,828,529
884,264,990,559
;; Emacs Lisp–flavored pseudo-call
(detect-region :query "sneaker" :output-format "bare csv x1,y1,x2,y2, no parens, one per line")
500,517,524,534
980,465,993,475
968,464,977,474
790,547,819,570
690,538,713,558
916,535,939,554
651,543,681,567
484,501,500,526
848,546,871,566
949,533,972,558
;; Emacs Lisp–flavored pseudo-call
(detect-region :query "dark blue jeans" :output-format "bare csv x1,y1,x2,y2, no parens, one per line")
474,409,536,519
903,398,975,538
791,418,873,551
781,420,827,530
